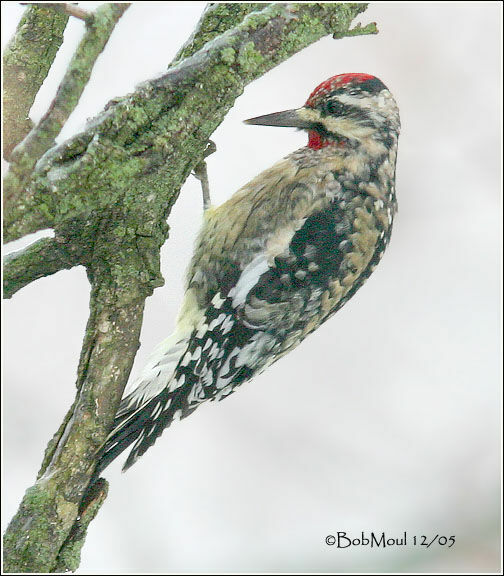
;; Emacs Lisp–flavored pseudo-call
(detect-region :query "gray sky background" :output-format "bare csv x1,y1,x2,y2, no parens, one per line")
2,2,502,573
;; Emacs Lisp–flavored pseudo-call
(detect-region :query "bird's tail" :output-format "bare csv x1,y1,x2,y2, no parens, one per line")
92,332,194,478
90,288,265,483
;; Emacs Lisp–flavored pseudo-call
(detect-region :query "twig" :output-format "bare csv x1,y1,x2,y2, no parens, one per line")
46,3,93,23
333,21,378,39
193,140,217,210
194,160,211,210
20,3,93,22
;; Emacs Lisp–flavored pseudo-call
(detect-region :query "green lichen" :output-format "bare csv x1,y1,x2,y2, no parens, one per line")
340,21,378,38
114,225,126,238
240,3,284,31
3,481,77,573
174,3,267,63
238,41,264,76
220,46,236,65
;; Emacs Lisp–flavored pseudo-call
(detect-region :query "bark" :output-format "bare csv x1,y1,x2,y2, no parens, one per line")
2,3,377,572
2,5,69,159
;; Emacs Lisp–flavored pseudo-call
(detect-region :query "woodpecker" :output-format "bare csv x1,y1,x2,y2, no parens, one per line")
96,73,400,476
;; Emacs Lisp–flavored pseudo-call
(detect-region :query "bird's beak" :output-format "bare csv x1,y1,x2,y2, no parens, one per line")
244,108,313,129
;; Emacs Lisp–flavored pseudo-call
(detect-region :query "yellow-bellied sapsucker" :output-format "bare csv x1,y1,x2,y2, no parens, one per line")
96,73,401,474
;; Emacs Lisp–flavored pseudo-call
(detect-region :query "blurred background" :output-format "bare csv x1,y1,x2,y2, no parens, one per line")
2,2,502,573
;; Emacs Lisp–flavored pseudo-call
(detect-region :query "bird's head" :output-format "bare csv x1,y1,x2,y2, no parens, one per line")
245,73,400,151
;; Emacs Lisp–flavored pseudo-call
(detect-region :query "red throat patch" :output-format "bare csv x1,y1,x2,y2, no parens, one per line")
308,131,346,151
308,130,325,150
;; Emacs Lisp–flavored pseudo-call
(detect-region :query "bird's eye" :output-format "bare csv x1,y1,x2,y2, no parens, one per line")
348,89,360,96
325,100,345,115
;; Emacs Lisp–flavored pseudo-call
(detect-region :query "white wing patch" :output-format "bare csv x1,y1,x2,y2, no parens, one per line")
229,254,270,307
228,222,304,308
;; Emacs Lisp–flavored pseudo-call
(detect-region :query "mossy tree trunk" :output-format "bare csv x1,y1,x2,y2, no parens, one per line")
2,3,377,572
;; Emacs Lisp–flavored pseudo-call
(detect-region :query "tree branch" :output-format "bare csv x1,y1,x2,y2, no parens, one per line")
3,236,85,299
2,5,69,159
3,216,160,571
4,3,130,241
3,3,377,571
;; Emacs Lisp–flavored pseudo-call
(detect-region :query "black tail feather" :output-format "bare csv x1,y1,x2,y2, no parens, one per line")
92,384,192,481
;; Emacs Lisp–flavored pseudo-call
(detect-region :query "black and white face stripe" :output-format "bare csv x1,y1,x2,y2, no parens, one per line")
318,90,385,121
312,78,387,117
318,99,378,129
